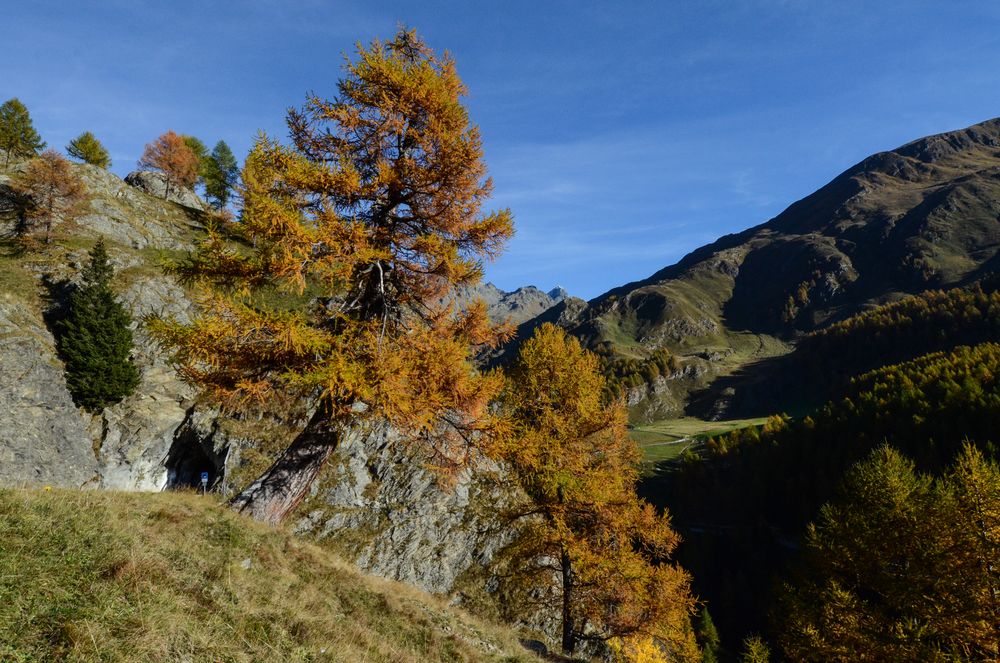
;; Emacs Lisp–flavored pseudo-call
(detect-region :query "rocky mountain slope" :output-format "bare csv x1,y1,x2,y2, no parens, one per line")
445,281,569,326
519,117,1000,420
0,161,521,604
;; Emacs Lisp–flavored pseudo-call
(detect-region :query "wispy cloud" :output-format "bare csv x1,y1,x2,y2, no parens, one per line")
6,0,1000,299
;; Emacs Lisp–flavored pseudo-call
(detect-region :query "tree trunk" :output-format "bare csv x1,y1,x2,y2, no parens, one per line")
229,410,340,526
561,545,576,655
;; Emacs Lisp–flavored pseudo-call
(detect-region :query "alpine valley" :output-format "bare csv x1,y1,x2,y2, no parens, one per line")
2,92,1000,661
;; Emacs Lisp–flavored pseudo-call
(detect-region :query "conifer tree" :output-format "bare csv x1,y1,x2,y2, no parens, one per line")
58,239,141,411
939,444,1000,656
138,130,199,200
695,607,722,663
203,140,238,208
11,150,87,246
66,131,111,169
0,98,45,167
775,444,1000,661
738,636,771,663
150,28,514,525
181,134,211,184
181,135,207,162
496,323,698,659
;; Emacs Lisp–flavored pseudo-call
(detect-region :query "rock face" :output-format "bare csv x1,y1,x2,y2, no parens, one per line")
95,275,199,491
0,249,202,492
80,166,206,250
0,161,211,491
0,297,97,487
296,422,521,594
446,282,568,326
124,170,206,211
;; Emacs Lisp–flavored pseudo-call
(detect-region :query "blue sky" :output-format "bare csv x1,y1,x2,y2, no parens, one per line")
4,1,1000,299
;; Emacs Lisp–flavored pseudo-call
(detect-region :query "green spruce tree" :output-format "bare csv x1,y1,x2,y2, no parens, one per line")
695,607,723,663
66,131,111,169
0,98,45,167
203,140,239,208
58,238,140,411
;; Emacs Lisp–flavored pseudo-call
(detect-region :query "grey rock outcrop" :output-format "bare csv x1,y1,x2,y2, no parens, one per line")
124,170,206,212
0,263,203,491
0,161,211,491
0,297,97,487
94,275,199,490
297,422,521,594
80,167,203,251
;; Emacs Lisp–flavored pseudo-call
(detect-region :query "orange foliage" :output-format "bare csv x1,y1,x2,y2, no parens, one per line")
11,149,88,245
495,324,699,660
152,29,513,477
138,130,199,199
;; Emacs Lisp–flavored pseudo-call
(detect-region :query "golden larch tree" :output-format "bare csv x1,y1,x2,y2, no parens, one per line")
138,130,199,200
945,444,1000,656
776,444,1000,661
11,149,88,246
495,323,698,660
152,28,514,525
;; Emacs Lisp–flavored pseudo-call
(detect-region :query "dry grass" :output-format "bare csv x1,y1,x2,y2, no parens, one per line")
0,488,538,663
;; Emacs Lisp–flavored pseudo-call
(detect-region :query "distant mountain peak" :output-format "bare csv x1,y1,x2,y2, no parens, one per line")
547,286,568,301
443,281,569,326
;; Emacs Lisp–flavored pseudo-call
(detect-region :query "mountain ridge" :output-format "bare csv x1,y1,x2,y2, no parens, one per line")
446,280,569,326
501,116,1000,421
600,115,1000,304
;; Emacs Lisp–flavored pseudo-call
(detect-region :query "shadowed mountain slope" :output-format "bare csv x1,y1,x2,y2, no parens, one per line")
590,117,1000,341
504,118,1000,420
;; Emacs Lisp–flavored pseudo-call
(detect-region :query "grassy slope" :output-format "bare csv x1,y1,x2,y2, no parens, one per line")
0,489,537,663
631,417,767,465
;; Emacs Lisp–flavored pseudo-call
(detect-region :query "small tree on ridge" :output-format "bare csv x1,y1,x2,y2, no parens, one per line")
181,134,211,185
0,98,45,167
11,149,87,245
138,130,199,200
67,131,111,169
203,140,238,208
